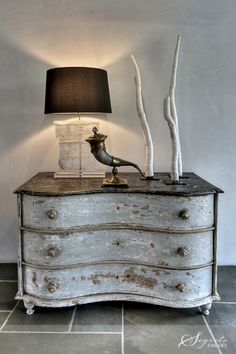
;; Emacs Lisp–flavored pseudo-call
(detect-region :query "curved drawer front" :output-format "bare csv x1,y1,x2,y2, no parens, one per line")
23,264,212,301
22,230,213,268
22,193,214,230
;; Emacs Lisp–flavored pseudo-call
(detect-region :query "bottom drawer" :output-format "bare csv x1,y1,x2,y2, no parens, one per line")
23,264,212,301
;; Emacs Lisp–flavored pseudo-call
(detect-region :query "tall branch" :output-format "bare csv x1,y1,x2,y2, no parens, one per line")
163,96,179,181
130,54,154,178
169,35,182,176
164,35,183,182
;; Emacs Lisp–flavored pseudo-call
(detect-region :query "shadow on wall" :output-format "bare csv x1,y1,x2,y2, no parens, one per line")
0,217,18,262
0,35,56,261
0,35,52,156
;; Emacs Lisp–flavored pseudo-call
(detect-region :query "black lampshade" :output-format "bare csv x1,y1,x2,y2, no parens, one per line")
44,67,112,114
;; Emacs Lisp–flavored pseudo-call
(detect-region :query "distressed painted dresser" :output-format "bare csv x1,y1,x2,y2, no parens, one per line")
14,172,223,315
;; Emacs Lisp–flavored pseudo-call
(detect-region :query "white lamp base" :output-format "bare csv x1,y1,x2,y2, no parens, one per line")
54,118,106,178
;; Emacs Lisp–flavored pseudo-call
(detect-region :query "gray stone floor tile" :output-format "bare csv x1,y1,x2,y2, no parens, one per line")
72,302,122,332
0,312,9,328
208,325,236,354
0,264,17,281
124,302,204,325
124,304,219,353
0,333,121,354
207,303,236,325
218,266,236,302
0,282,17,310
205,303,236,353
124,322,218,353
2,301,75,332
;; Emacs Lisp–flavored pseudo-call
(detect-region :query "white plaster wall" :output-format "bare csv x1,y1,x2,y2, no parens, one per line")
0,0,235,264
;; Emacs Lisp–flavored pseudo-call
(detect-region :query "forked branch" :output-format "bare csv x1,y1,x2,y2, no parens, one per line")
163,35,183,182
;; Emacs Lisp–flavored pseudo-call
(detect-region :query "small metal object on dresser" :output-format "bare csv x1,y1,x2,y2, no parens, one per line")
102,167,129,187
47,280,59,293
177,246,190,257
176,283,186,292
86,127,145,187
179,209,190,220
47,245,59,257
46,209,58,220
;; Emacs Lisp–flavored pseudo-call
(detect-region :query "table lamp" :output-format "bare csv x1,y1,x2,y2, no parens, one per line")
44,67,112,178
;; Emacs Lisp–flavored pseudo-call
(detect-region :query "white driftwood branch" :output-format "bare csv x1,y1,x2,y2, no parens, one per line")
163,97,179,181
170,35,182,176
164,35,183,181
130,54,154,178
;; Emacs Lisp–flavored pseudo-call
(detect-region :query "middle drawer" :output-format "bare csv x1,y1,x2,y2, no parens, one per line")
22,229,213,268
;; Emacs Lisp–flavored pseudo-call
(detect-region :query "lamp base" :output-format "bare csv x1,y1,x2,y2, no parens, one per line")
54,171,105,179
54,118,105,178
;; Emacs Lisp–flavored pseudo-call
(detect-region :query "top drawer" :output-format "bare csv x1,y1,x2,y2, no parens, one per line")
22,193,214,230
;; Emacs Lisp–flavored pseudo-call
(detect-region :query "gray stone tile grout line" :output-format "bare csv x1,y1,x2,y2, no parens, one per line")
0,301,19,332
0,301,123,335
1,331,122,334
0,280,17,283
121,303,124,354
201,313,223,354
214,301,236,304
67,306,77,332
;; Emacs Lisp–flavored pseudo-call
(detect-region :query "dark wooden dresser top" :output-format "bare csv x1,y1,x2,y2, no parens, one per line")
14,172,223,197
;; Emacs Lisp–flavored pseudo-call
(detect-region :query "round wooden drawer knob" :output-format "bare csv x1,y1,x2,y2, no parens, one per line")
46,209,58,220
177,246,189,257
176,283,186,292
47,281,59,293
47,246,59,257
178,209,190,220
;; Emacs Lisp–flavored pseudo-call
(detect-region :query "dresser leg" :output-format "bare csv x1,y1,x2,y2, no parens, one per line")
23,300,35,315
199,303,212,316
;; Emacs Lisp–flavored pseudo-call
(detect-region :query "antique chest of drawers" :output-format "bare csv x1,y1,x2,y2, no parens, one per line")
14,172,223,315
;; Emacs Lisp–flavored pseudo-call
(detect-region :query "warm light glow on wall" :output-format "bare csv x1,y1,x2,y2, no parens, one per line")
7,39,134,68
0,22,145,68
